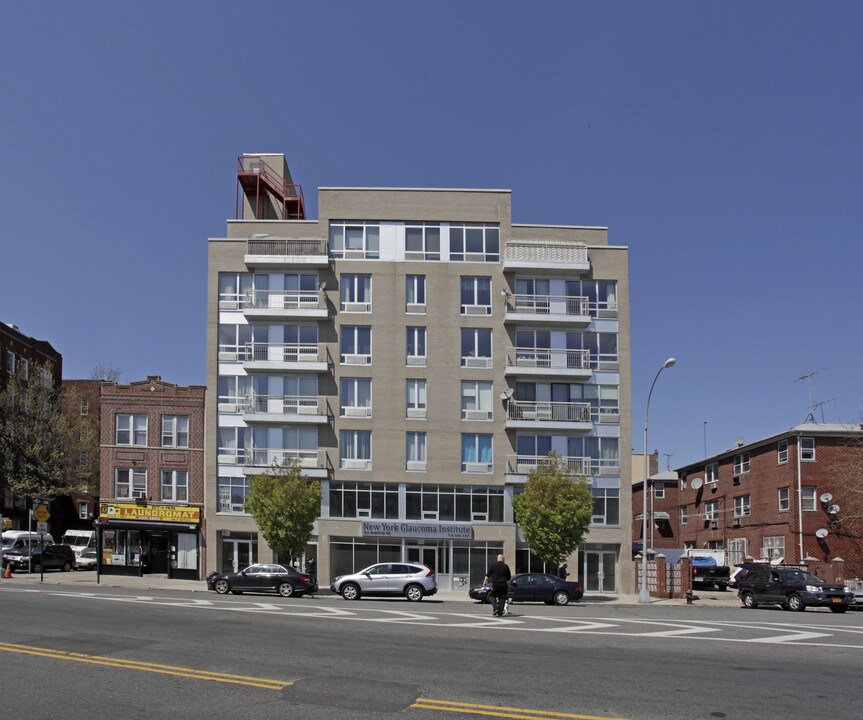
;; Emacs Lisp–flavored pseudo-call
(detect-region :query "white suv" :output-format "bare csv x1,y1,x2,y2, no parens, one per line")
331,562,437,602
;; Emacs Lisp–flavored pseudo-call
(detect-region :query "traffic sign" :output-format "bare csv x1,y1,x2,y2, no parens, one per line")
33,505,50,523
36,522,49,534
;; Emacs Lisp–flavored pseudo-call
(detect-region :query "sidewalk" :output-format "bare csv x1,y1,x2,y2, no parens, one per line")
0,570,743,608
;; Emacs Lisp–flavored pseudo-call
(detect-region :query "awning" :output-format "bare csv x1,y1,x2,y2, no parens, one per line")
634,512,670,521
100,520,198,531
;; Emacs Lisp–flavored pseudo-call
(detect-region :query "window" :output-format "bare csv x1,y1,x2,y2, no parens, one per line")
115,468,147,499
340,430,372,470
406,432,427,470
162,416,189,448
406,275,426,312
404,223,441,261
449,223,500,262
80,398,89,416
161,470,188,502
218,271,256,309
340,274,372,312
704,500,719,522
801,486,817,511
329,221,380,259
78,502,88,520
705,462,718,484
20,358,28,380
680,506,688,526
5,351,14,373
461,381,493,421
778,487,790,512
329,482,399,519
762,536,785,561
116,414,148,446
460,328,492,368
591,488,619,525
800,437,815,462
727,538,747,567
733,452,750,475
653,483,665,499
778,439,788,464
217,476,251,513
406,379,427,418
405,484,503,522
461,434,492,473
460,277,492,315
217,322,268,358
733,495,751,517
340,377,372,417
340,326,372,364
217,426,247,464
406,327,427,366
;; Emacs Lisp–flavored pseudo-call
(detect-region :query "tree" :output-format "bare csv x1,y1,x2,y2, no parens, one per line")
825,426,863,576
511,452,594,567
0,362,93,500
90,363,122,382
244,461,322,565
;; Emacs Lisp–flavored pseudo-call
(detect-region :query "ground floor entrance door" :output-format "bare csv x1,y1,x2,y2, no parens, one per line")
583,548,617,593
221,538,254,574
406,545,438,572
148,532,169,573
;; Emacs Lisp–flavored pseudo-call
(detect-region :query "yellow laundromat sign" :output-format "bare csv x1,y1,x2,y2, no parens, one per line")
99,502,200,524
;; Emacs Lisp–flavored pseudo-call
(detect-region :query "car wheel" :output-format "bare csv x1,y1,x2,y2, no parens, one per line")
405,584,425,602
787,593,806,612
62,562,72,572
830,605,848,614
741,591,758,609
214,579,230,594
341,583,361,601
553,590,570,606
278,582,295,598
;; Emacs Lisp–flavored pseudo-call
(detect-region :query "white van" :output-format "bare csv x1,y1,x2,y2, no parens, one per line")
60,529,96,562
2,530,56,556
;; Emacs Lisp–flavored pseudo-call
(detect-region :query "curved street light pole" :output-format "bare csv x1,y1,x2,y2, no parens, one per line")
638,357,677,603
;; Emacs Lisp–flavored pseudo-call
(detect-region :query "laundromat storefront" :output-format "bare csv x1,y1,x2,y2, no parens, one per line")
98,502,201,580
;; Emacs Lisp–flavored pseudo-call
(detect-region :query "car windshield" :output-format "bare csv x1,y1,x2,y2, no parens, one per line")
783,571,823,584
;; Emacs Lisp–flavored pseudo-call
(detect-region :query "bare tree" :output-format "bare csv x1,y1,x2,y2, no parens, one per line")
826,426,863,577
90,363,122,383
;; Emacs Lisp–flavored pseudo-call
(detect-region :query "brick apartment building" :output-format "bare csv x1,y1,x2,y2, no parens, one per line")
60,379,102,528
633,423,863,577
99,376,206,579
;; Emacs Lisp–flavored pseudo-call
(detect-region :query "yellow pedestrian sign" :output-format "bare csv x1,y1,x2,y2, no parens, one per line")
33,505,50,523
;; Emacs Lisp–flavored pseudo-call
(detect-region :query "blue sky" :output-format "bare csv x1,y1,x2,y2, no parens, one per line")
2,2,861,467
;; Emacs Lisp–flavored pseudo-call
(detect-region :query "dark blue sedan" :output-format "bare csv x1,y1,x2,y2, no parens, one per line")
469,573,583,606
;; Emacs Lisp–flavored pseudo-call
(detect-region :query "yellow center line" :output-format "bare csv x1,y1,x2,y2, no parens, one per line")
412,698,627,720
0,641,291,690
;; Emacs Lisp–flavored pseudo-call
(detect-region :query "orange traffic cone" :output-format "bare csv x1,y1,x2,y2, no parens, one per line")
3,562,12,579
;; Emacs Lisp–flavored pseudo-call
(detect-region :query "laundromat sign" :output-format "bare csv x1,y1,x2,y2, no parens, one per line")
100,502,201,524
362,521,472,539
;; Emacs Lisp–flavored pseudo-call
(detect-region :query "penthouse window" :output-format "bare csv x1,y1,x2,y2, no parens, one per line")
329,221,380,259
449,224,499,262
405,223,441,261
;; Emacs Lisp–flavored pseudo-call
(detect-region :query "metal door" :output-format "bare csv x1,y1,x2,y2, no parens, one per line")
584,550,617,593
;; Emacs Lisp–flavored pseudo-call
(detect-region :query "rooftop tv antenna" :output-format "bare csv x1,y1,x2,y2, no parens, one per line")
794,369,824,423
662,453,673,470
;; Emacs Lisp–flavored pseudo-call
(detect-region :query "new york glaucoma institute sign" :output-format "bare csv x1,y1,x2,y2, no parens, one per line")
362,521,473,539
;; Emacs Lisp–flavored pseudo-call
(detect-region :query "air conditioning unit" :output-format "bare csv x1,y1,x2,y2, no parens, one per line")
406,461,427,472
464,410,490,421
406,356,427,366
218,352,238,362
297,404,319,415
732,518,742,528
406,408,427,419
732,477,741,486
464,357,491,368
342,302,370,313
217,403,237,413
463,305,490,316
405,303,426,314
342,459,370,470
217,455,237,465
709,521,719,530
344,406,371,418
343,354,370,365
465,462,490,473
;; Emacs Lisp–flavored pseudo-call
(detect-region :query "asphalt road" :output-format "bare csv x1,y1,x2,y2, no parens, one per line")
1,584,861,720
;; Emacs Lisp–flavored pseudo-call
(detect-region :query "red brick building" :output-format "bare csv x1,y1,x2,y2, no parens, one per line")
634,424,863,578
99,376,206,579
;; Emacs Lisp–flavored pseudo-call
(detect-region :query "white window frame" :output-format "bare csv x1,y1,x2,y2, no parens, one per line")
162,416,189,448
340,326,372,365
161,470,189,502
406,432,427,471
762,536,785,561
460,328,493,368
20,358,29,380
115,468,147,499
801,486,817,512
461,433,493,473
449,223,500,262
653,484,665,499
733,452,750,475
78,501,88,520
705,462,718,484
728,538,747,567
406,327,427,366
404,223,441,261
217,475,251,514
461,381,493,421
406,379,427,419
680,506,688,526
777,439,788,464
405,274,426,312
460,276,492,315
778,487,790,512
340,377,372,417
340,430,372,470
80,398,89,416
704,500,719,522
329,221,380,259
340,273,372,312
116,414,148,447
733,495,751,518
800,437,815,462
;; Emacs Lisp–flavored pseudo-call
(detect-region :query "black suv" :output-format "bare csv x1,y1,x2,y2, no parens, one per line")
5,544,76,573
738,567,854,613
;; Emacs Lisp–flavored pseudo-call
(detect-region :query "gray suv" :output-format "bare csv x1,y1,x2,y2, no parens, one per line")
331,562,437,602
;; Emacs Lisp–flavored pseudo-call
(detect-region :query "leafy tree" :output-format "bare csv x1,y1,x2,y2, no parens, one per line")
245,461,322,565
512,451,594,567
0,362,93,499
59,385,100,497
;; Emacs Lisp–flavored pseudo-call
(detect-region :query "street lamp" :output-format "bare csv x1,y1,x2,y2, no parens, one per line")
638,357,677,603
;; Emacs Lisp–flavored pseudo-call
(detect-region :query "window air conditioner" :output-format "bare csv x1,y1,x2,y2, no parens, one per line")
464,410,490,421
343,354,371,365
344,406,371,418
342,459,370,470
464,357,491,368
406,408,427,419
709,521,719,530
463,305,490,316
732,518,742,528
465,462,490,473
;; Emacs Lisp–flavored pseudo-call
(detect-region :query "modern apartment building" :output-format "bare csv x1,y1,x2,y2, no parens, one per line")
206,154,633,593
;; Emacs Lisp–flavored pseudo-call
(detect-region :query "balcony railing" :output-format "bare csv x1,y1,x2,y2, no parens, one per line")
244,449,321,468
506,347,590,370
507,400,591,423
506,294,589,317
244,395,322,417
242,342,325,364
507,455,591,476
246,237,327,257
505,240,588,265
245,289,325,311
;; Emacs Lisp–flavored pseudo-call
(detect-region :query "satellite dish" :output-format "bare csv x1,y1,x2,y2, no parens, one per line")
690,477,704,490
736,437,745,447
827,504,840,515
820,493,833,504
499,388,513,400
815,528,829,539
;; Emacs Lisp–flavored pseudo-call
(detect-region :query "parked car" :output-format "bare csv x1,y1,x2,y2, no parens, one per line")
75,548,98,570
738,568,854,612
4,543,75,573
469,573,583,606
206,564,317,597
729,562,770,588
330,562,437,602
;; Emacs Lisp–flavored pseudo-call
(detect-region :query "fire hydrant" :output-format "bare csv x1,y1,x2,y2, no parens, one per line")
686,589,698,604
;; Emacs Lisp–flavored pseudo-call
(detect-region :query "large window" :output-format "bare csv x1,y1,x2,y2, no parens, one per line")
460,277,492,315
340,274,372,312
404,223,441,261
406,274,426,312
449,224,499,262
591,488,619,525
329,221,380,259
406,432,427,470
340,430,372,470
406,379,427,418
329,482,399,519
217,476,250,513
161,470,188,502
705,462,718,484
340,326,372,364
704,500,719,522
461,434,493,473
406,327,427,366
762,536,785,561
461,381,493,421
405,484,503,522
116,414,148,446
460,328,492,368
340,378,372,417
218,427,247,464
162,416,189,448
218,323,268,357
800,437,815,462
733,452,750,475
733,495,751,517
728,538,747,567
115,468,147,499
802,486,817,511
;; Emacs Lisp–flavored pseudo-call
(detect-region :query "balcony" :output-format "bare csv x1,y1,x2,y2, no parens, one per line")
242,448,329,478
506,455,591,478
242,289,328,320
503,240,589,273
505,400,592,431
244,236,329,268
239,343,329,373
504,293,590,326
242,395,329,425
504,348,591,379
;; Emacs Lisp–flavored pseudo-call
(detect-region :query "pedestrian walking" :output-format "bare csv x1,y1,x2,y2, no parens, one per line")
484,554,512,617
306,557,316,579
558,562,568,579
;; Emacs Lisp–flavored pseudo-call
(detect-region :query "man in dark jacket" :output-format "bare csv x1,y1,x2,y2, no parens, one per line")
484,554,512,617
